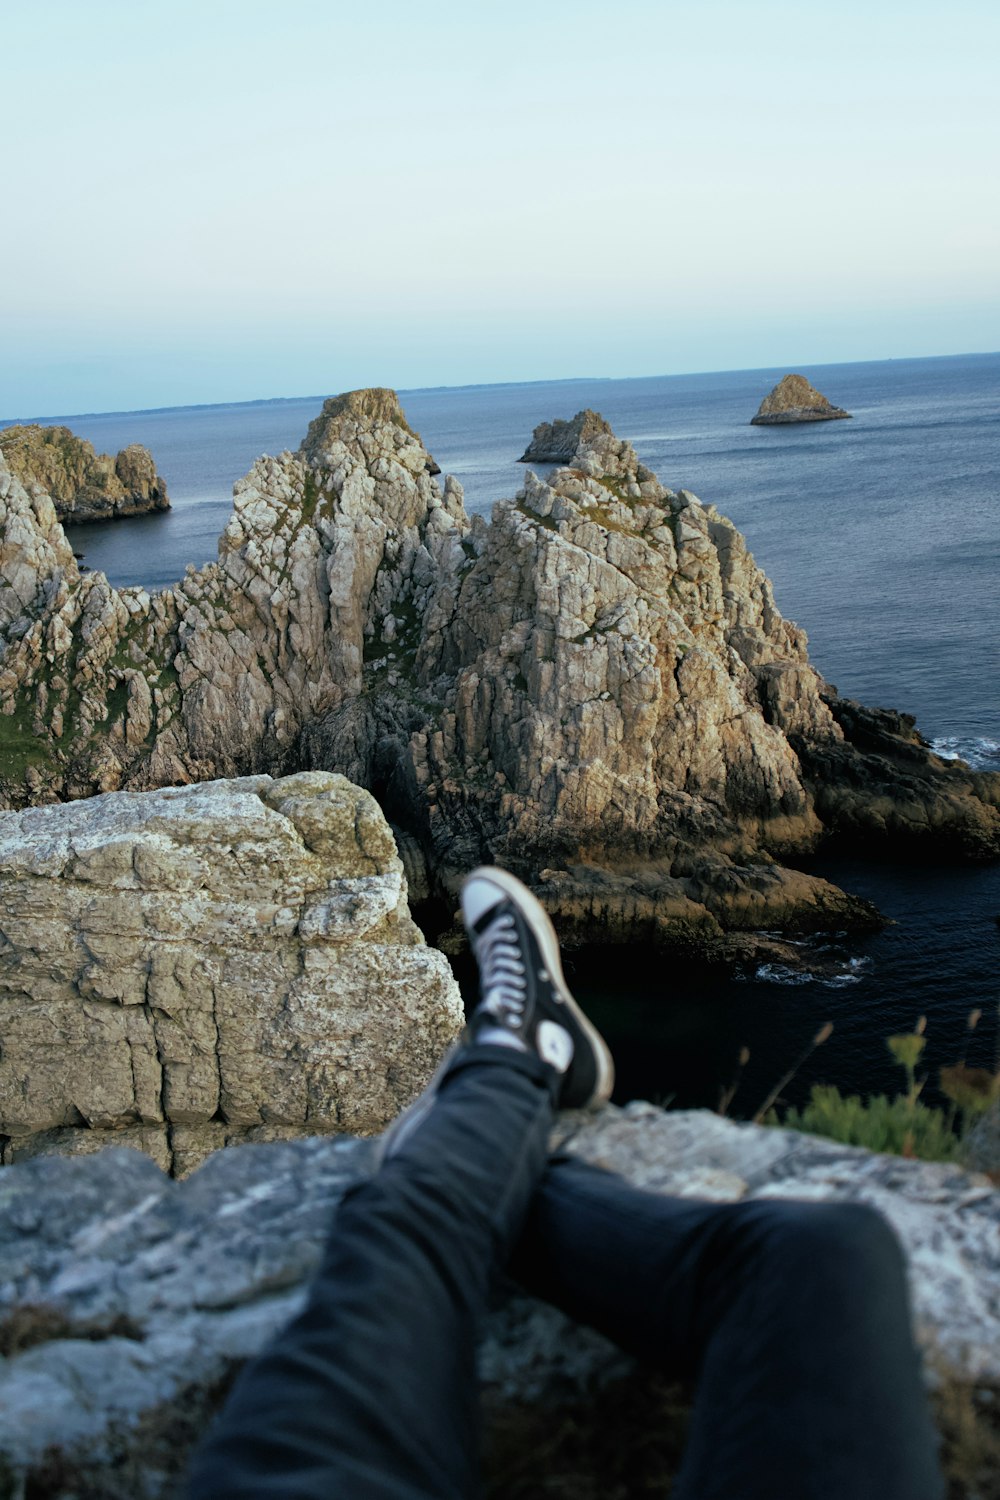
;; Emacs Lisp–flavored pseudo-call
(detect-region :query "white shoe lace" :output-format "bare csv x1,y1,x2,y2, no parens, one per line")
476,910,528,1029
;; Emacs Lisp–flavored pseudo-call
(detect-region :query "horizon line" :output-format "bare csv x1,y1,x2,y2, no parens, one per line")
3,348,998,428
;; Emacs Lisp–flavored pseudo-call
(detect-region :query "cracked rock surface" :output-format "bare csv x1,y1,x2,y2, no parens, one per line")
0,771,463,1173
0,1106,994,1495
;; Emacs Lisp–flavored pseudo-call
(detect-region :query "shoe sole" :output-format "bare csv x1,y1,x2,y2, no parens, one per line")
469,867,615,1106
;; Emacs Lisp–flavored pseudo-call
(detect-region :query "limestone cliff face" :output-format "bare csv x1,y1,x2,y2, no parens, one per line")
751,374,851,425
0,389,467,801
401,419,998,940
0,424,170,521
409,424,865,940
0,771,463,1175
1,391,997,950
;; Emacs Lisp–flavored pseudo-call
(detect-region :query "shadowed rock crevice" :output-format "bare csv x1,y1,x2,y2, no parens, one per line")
1,389,996,954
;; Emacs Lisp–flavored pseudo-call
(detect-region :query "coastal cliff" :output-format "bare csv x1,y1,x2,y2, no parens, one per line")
751,374,851,425
0,424,169,522
1,390,997,951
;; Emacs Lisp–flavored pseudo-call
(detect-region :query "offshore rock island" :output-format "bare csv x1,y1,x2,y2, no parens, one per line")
1,388,997,959
519,407,614,463
751,373,852,425
0,422,169,523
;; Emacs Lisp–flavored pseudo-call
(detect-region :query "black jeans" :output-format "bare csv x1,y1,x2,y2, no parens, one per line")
187,1046,944,1499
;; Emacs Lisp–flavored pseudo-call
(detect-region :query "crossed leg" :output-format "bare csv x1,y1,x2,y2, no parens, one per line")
514,1156,945,1500
188,1051,943,1500
187,864,943,1499
186,1048,557,1500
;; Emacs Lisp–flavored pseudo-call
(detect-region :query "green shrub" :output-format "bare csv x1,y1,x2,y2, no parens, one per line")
780,1084,963,1162
764,1009,1000,1165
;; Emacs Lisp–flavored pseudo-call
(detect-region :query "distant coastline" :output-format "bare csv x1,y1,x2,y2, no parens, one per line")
3,349,998,429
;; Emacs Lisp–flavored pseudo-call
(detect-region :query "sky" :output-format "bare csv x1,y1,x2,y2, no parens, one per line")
3,0,998,417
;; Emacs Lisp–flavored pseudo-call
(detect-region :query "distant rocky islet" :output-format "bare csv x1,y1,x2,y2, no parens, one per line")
0,422,169,523
751,373,852,425
518,407,614,463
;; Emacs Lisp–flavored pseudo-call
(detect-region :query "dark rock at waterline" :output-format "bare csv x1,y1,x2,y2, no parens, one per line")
794,696,1000,862
751,374,851,425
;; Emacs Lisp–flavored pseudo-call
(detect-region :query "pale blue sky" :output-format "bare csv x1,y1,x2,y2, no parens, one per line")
3,0,998,416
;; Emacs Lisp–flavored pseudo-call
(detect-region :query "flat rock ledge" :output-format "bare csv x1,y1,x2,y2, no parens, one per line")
0,772,464,1175
751,374,851,425
0,1105,995,1497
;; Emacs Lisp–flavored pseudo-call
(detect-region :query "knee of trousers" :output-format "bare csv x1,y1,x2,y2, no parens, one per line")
738,1198,907,1293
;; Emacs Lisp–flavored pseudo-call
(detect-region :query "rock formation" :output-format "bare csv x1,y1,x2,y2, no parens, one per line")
0,1105,995,1497
1,389,997,954
751,374,851,425
519,407,613,463
0,423,170,521
0,772,463,1174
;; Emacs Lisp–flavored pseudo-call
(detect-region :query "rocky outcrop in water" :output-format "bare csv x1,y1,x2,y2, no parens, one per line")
0,771,463,1174
1,389,997,952
0,1105,994,1497
751,374,851,425
0,424,170,522
519,408,613,463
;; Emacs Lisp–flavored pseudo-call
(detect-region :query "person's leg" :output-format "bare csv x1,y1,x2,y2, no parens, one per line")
187,1046,555,1500
187,868,614,1500
513,1158,944,1500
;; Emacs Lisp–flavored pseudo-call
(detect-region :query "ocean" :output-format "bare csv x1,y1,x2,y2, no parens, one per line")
5,353,999,1115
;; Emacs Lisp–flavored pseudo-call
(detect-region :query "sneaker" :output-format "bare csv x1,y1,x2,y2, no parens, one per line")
461,866,614,1110
377,867,615,1163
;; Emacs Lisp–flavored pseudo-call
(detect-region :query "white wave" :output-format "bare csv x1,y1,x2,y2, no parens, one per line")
751,954,871,988
930,735,1000,771
753,964,813,986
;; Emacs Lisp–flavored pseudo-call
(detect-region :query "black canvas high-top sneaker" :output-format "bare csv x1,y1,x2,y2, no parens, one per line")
377,867,614,1163
461,867,614,1110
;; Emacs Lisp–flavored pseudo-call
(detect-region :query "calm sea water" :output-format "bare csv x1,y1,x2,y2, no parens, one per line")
5,354,999,1110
